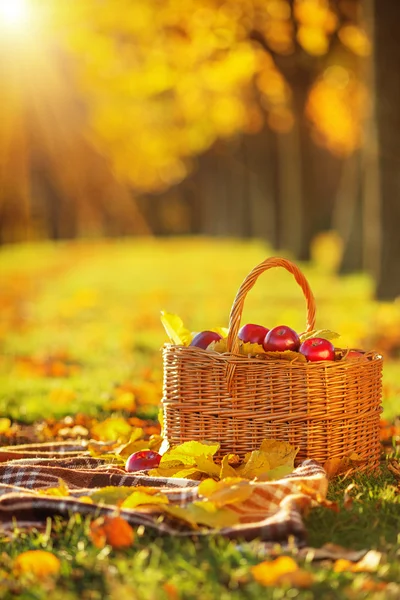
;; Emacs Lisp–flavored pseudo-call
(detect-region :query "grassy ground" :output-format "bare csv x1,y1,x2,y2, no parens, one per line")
0,238,399,599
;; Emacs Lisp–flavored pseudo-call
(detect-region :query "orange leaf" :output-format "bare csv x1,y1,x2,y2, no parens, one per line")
163,582,180,600
333,550,382,573
90,516,135,549
251,556,314,588
14,550,61,579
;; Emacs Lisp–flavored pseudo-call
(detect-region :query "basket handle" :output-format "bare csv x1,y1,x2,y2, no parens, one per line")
226,257,316,354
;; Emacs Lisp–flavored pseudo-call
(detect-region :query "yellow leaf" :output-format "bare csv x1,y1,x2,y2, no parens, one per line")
14,550,61,579
91,417,132,442
162,503,239,529
207,338,228,353
160,441,220,466
148,461,188,478
239,342,265,355
0,418,11,434
193,454,220,478
300,329,340,342
160,311,191,345
198,477,254,507
219,455,239,479
263,350,307,362
171,467,204,479
255,464,295,481
251,556,314,588
90,486,154,505
38,478,70,497
121,491,169,509
107,392,136,412
259,440,299,471
236,451,271,479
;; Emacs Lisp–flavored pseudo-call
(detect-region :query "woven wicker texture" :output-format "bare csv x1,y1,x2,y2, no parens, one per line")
162,257,383,471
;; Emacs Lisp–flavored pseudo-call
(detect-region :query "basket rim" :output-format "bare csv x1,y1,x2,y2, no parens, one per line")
163,343,383,369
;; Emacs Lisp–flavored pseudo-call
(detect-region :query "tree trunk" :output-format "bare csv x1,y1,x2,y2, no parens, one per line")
374,0,400,299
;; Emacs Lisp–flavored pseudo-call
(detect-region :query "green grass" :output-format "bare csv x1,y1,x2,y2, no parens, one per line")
1,237,400,599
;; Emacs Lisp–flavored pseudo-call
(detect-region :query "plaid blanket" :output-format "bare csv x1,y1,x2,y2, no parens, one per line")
0,441,328,543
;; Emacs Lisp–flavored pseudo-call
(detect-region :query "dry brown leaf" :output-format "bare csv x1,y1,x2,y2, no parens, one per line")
14,550,61,579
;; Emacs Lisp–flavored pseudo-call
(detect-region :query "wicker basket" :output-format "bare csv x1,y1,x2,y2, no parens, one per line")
161,257,383,471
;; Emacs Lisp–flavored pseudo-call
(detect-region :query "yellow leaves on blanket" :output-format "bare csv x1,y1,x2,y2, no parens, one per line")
251,556,314,588
88,425,162,458
90,516,135,549
13,550,61,579
150,439,298,482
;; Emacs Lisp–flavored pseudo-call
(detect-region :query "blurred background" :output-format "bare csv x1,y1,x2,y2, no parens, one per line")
0,0,399,299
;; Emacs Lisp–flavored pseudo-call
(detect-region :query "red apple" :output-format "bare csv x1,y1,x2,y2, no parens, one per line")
238,323,270,344
299,337,335,362
125,450,161,472
263,325,300,352
190,330,222,349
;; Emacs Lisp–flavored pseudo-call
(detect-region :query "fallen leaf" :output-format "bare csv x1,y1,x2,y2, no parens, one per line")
0,418,11,434
259,439,299,470
334,550,382,573
163,582,180,600
236,451,271,479
107,392,136,412
38,478,70,497
91,417,132,442
90,516,135,549
323,452,363,479
219,455,239,479
198,477,254,507
14,550,61,579
121,491,169,509
251,556,314,588
164,440,220,464
162,502,239,529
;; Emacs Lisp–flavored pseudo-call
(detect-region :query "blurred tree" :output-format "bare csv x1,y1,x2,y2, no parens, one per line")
0,0,370,247
373,0,400,299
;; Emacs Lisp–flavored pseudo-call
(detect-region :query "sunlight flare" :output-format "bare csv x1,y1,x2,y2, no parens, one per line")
0,0,30,29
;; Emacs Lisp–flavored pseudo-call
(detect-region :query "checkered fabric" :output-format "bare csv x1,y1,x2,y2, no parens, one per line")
0,441,328,543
